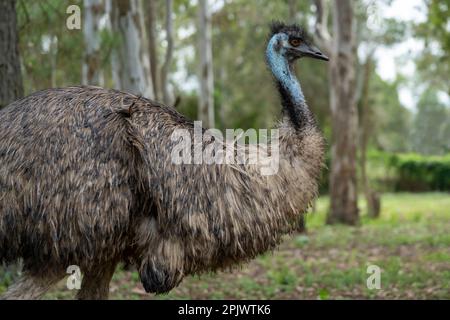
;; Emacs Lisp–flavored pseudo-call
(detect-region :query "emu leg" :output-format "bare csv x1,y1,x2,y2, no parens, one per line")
1,272,63,300
76,263,117,300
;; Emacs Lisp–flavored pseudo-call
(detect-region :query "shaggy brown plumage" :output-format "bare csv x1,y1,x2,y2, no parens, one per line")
0,23,325,299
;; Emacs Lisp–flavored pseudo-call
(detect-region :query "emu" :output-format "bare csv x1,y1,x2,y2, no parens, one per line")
0,23,328,299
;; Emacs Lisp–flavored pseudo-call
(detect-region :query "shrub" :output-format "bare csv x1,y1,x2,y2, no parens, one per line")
316,150,450,194
388,153,450,192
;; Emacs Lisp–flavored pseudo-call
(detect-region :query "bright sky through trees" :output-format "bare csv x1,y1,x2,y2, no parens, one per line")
376,0,426,110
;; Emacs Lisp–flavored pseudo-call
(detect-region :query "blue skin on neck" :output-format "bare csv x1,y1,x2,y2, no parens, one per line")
266,34,305,106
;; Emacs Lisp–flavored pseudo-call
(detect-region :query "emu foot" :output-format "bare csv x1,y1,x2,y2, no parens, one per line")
139,262,183,294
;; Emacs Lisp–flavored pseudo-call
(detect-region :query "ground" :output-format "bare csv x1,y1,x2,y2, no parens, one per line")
1,193,449,299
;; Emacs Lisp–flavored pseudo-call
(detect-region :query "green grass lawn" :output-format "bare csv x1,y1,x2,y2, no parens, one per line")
2,193,450,299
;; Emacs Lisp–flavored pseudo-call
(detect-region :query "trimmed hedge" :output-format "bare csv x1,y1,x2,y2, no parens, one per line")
318,151,450,194
388,153,450,192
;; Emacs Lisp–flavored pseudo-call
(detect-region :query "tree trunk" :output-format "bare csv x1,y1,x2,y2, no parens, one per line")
144,0,160,100
161,0,174,106
197,0,215,128
82,0,105,86
0,0,23,283
50,36,57,88
0,0,23,108
105,0,120,89
110,0,154,98
288,0,297,22
326,0,359,225
359,56,381,219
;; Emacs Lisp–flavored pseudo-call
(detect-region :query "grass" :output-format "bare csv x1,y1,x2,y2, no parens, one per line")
2,192,449,299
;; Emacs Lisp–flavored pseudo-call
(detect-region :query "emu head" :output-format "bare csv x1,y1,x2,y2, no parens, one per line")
266,21,329,63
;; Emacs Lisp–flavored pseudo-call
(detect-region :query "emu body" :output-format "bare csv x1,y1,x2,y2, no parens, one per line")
0,23,326,299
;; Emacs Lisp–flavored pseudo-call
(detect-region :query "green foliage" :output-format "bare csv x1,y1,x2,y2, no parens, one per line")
267,266,298,288
368,74,412,152
17,0,84,93
415,0,450,94
0,264,21,291
389,153,450,191
411,90,450,155
358,150,450,192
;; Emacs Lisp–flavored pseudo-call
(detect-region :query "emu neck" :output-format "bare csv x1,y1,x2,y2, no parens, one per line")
266,39,313,130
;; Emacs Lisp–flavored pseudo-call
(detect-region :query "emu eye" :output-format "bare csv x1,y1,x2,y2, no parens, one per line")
289,38,301,47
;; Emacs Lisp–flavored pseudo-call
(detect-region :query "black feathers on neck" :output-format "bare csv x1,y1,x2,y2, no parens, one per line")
276,81,302,130
275,80,316,131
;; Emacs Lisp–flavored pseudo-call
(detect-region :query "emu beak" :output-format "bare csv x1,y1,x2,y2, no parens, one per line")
297,43,329,61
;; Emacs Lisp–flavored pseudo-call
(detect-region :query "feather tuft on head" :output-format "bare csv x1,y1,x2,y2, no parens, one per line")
268,21,311,43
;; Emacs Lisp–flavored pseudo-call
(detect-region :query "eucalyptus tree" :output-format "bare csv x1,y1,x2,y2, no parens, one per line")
109,0,154,98
0,0,23,108
314,0,359,225
197,0,215,128
82,0,105,86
